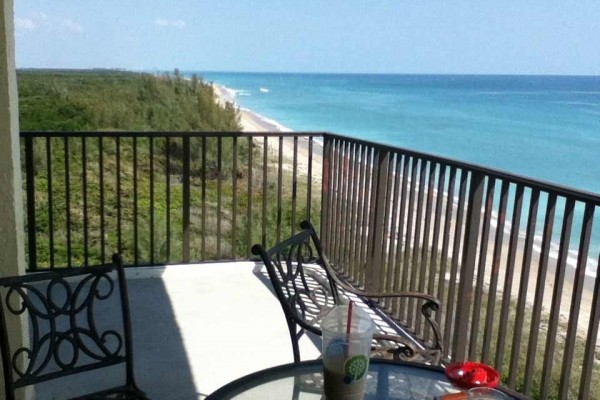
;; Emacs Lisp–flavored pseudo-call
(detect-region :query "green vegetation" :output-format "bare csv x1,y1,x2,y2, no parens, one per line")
19,69,320,267
18,69,240,132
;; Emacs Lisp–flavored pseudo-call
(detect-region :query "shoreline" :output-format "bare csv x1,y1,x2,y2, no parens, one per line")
212,84,294,133
213,83,323,179
211,81,596,347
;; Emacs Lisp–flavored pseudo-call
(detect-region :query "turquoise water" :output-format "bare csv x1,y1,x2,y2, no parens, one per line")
198,72,600,195
195,72,600,274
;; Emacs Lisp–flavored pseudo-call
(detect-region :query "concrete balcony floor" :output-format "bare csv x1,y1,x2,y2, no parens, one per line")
35,262,321,400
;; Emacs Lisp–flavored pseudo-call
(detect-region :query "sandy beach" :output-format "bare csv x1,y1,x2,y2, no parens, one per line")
213,84,323,179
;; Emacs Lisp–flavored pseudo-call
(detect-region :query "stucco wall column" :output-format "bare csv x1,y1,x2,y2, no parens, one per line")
0,0,24,273
0,0,31,398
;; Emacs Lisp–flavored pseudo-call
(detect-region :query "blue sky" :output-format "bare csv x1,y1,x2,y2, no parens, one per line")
13,1,600,75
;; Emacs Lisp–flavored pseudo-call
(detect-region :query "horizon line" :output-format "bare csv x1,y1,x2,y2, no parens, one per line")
15,67,600,78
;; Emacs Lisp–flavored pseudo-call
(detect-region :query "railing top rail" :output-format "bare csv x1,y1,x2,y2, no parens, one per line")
20,131,327,139
20,130,600,205
324,132,600,205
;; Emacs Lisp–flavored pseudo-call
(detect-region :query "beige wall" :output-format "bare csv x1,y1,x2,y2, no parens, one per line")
0,0,25,282
0,0,31,398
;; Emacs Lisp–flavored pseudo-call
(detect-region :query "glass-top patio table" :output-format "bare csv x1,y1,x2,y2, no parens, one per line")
205,359,525,400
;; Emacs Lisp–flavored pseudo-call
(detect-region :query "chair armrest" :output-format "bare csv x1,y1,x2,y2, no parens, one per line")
373,331,443,365
319,255,444,356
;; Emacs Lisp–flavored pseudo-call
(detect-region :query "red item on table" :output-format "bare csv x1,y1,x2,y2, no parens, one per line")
444,361,500,389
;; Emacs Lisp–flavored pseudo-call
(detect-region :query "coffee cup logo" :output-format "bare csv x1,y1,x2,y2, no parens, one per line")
343,355,368,383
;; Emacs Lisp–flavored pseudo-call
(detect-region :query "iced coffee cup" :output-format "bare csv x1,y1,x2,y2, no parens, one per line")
321,303,375,400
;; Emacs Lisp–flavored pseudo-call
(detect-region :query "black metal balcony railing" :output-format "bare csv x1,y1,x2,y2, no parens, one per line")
320,134,600,400
21,131,321,269
21,131,600,399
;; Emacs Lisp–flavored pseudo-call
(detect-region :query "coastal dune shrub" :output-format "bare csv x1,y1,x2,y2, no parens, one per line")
18,69,241,132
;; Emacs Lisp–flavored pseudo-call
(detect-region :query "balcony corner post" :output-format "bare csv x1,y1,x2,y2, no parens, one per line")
1,1,33,398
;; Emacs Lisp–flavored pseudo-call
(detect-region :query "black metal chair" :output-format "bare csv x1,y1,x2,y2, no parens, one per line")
0,254,149,400
252,220,444,365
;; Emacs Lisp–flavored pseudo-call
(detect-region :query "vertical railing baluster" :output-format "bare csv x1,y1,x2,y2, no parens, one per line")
276,136,283,243
46,136,54,269
392,155,410,318
409,160,427,330
348,143,361,283
356,146,369,286
261,136,268,247
98,137,105,264
165,137,171,262
244,136,254,255
217,136,222,258
291,136,298,235
64,137,72,268
400,157,417,320
378,150,394,293
385,154,402,296
232,136,238,259
559,203,594,399
149,137,154,265
444,169,468,355
133,137,138,266
340,141,352,272
453,170,484,361
182,136,190,263
247,136,253,257
437,166,457,342
469,176,495,360
25,136,36,270
429,163,446,298
419,161,436,338
307,136,313,221
365,148,387,292
82,137,89,266
482,179,510,364
508,188,540,386
320,135,332,252
340,140,350,274
331,139,342,266
524,193,556,395
540,198,575,399
495,184,524,372
427,162,444,341
116,137,122,255
331,140,342,268
201,137,207,259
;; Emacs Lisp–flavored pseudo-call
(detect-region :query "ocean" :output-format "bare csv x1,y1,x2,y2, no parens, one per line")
194,72,600,275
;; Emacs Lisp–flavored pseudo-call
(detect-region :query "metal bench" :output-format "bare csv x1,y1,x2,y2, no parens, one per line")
252,220,443,365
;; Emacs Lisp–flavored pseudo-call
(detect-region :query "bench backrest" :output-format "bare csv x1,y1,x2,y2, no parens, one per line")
252,221,341,362
254,221,446,365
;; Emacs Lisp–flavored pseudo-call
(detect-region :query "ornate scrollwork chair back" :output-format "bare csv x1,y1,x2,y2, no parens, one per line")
0,254,149,400
253,221,444,366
